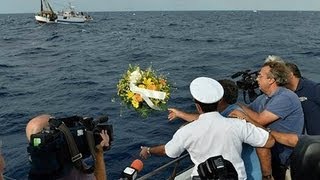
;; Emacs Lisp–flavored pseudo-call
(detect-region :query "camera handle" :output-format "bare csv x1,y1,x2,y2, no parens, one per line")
85,130,97,161
49,118,95,174
243,91,251,104
243,89,260,104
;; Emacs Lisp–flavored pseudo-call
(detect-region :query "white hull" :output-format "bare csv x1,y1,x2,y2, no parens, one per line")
56,15,86,23
35,15,90,24
35,15,55,23
35,1,92,24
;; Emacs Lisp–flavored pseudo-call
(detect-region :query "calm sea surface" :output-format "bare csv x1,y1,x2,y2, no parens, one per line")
0,11,320,179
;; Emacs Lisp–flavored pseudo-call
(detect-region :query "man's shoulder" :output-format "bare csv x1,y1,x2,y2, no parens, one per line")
277,87,299,100
299,78,320,91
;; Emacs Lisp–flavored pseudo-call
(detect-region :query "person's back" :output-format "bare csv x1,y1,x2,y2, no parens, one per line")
296,78,320,134
286,62,320,135
143,77,273,180
168,79,264,180
221,103,262,180
218,79,261,180
169,111,269,179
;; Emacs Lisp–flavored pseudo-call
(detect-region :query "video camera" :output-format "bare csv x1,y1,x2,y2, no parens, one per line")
197,155,238,180
231,70,261,104
27,115,113,179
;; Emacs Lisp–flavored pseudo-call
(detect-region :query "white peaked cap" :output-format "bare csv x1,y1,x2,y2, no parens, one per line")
190,77,224,103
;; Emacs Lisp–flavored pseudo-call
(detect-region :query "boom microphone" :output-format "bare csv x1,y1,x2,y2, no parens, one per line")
231,71,244,79
120,159,144,180
97,115,109,123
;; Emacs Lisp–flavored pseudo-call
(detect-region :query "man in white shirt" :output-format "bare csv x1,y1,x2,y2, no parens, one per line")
140,77,274,179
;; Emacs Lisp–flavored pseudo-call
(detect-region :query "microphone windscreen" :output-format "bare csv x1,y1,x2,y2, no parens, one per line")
131,159,143,172
97,115,108,123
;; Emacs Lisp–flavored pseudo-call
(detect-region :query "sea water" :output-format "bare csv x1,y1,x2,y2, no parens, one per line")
0,11,320,179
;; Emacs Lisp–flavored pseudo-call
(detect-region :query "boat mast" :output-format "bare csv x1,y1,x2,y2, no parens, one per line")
40,0,43,11
46,0,55,14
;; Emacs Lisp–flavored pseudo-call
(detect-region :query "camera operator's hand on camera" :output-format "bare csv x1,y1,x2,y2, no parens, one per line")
96,130,110,152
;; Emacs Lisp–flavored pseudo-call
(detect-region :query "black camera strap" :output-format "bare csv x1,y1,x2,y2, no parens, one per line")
49,118,95,174
85,130,97,162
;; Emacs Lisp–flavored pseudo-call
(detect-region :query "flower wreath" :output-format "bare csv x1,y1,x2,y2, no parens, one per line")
117,65,170,117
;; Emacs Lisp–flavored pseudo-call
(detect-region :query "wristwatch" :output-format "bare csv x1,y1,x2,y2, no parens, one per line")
147,147,151,155
266,128,272,133
263,175,273,179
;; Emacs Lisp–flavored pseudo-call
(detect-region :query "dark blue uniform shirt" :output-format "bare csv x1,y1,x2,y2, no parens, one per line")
296,78,320,135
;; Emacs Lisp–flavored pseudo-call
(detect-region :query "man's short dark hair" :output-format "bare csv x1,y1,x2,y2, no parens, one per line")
286,62,302,78
194,99,218,113
218,79,238,104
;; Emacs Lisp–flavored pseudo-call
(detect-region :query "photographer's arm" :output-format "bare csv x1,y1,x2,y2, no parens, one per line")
94,130,109,180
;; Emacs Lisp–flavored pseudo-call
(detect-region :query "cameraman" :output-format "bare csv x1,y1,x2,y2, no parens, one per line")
26,114,109,180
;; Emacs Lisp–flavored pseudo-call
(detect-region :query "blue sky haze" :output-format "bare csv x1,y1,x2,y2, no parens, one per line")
1,0,320,14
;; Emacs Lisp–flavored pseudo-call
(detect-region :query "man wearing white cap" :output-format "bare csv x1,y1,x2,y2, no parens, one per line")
140,77,274,179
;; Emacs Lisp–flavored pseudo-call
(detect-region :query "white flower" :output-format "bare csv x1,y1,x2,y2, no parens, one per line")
129,69,142,83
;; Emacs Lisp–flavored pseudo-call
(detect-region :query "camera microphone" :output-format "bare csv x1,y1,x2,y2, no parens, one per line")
97,115,109,123
120,159,144,180
231,71,243,79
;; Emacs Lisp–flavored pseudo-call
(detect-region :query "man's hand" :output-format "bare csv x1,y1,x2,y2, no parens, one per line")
139,146,150,160
168,108,181,121
168,108,198,122
96,130,110,152
229,109,247,119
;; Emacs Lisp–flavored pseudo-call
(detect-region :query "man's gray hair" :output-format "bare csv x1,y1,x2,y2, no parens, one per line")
263,60,290,86
264,55,285,63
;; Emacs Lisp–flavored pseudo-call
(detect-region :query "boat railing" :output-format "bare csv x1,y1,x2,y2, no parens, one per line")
136,153,191,180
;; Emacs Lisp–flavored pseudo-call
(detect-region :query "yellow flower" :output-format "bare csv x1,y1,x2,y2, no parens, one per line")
132,100,140,108
143,78,153,87
127,91,134,99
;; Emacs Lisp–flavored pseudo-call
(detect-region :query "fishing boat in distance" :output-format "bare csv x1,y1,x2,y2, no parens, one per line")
35,0,92,24
35,0,58,23
56,2,93,23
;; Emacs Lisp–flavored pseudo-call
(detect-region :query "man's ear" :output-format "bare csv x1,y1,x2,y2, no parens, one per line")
195,103,203,114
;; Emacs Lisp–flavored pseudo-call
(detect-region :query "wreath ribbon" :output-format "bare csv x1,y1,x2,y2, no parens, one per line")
130,82,166,110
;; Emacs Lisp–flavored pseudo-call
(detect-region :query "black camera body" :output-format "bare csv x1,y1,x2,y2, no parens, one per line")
197,155,238,180
30,116,113,156
28,115,113,179
231,70,261,104
232,70,259,91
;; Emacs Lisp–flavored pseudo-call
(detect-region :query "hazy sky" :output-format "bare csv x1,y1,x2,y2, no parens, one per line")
1,0,320,14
